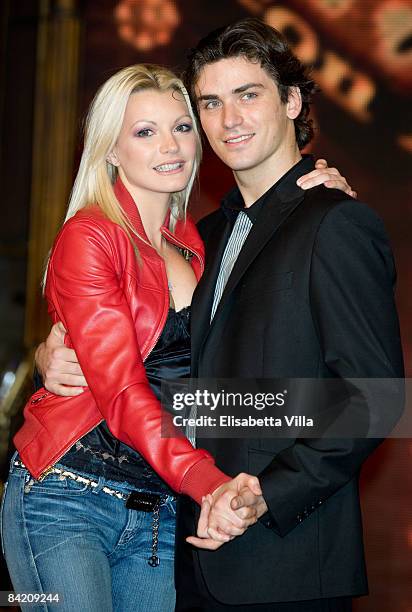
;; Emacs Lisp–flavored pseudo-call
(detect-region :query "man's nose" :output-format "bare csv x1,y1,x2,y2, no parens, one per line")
159,132,179,154
222,103,243,130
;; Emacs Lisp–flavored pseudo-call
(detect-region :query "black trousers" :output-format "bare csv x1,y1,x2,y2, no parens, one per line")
175,499,352,612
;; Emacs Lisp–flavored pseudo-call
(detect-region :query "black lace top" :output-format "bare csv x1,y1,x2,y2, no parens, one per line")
60,307,191,495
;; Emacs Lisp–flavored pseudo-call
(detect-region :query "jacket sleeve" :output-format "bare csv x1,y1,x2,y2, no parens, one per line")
258,200,404,536
47,217,229,503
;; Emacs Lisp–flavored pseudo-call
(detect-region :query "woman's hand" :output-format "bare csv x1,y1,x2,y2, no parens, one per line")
297,159,357,198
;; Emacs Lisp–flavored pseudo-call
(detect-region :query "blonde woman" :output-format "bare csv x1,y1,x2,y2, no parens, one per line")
2,64,261,612
2,63,353,611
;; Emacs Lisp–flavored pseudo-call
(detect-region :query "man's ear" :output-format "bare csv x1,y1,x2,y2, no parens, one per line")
106,150,120,166
286,87,302,120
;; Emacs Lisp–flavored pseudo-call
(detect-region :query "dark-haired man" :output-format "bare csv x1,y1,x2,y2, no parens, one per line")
35,18,403,612
172,18,403,612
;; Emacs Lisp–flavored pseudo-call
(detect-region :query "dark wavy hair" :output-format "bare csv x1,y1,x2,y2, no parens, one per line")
183,18,318,150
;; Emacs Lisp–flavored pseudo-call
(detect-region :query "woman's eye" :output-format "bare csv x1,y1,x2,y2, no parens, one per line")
175,123,193,133
135,128,154,137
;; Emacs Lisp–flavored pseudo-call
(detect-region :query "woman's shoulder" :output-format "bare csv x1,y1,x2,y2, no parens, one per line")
51,206,130,266
59,205,130,243
65,205,116,230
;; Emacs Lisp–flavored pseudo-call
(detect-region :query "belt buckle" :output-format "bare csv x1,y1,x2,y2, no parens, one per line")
125,491,161,512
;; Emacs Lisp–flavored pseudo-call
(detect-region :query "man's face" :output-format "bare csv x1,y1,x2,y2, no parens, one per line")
194,57,300,174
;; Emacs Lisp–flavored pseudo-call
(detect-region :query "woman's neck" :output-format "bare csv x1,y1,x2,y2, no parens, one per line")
119,172,170,251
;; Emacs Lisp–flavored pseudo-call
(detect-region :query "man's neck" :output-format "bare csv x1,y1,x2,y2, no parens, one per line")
234,145,302,207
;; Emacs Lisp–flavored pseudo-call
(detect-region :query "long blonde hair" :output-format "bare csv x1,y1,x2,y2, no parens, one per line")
63,64,202,254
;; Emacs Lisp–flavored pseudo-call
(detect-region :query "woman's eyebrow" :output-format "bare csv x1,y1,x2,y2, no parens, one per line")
173,114,192,123
131,119,158,128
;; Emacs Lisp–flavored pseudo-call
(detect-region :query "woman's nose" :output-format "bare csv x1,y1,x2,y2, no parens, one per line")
159,133,179,154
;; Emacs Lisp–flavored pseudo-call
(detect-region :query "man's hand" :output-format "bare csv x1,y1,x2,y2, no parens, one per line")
231,486,268,521
35,322,87,396
186,473,264,550
297,158,357,198
206,473,262,540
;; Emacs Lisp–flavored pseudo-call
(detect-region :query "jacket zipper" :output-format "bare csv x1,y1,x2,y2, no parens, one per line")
142,257,169,362
31,393,49,404
143,229,203,361
160,228,205,274
38,419,104,481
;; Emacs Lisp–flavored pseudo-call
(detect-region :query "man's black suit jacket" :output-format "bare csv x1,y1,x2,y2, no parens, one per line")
175,158,404,606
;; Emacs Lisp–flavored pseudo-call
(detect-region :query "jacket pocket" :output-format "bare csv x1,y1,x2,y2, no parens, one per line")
238,271,293,303
247,447,274,474
28,388,50,405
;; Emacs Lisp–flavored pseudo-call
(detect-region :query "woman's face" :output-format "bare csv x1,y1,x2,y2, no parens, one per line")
109,88,197,199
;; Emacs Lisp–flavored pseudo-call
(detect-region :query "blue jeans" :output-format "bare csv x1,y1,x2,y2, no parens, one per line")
1,455,176,611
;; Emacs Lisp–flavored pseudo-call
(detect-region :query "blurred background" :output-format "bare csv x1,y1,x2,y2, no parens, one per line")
0,0,411,610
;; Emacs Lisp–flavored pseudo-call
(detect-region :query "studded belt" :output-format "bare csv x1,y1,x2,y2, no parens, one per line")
14,458,172,567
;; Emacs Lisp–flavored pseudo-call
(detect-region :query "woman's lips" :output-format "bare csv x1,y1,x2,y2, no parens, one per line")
153,161,185,174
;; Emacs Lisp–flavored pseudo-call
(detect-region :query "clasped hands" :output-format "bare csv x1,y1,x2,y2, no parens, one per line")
187,473,268,550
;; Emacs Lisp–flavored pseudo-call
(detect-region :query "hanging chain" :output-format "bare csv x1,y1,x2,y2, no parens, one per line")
148,501,161,567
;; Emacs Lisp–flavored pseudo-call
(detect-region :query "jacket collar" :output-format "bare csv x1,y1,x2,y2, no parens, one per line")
221,155,315,222
112,177,204,260
113,176,169,244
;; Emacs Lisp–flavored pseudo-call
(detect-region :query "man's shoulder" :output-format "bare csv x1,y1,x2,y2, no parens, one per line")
304,186,385,234
303,186,389,259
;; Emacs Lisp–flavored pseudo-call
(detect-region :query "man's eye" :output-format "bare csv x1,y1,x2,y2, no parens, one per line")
135,128,154,137
203,100,221,110
242,92,258,101
175,123,193,133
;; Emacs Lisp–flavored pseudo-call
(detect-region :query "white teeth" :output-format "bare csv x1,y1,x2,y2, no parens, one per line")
226,134,252,143
155,163,182,172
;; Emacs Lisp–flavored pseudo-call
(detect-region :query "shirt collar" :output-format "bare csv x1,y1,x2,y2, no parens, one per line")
221,155,315,224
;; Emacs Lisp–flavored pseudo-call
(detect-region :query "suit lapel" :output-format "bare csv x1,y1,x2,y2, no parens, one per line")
208,191,305,331
191,217,232,371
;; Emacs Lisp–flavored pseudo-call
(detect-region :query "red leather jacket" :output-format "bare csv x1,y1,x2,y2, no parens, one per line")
14,179,228,503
